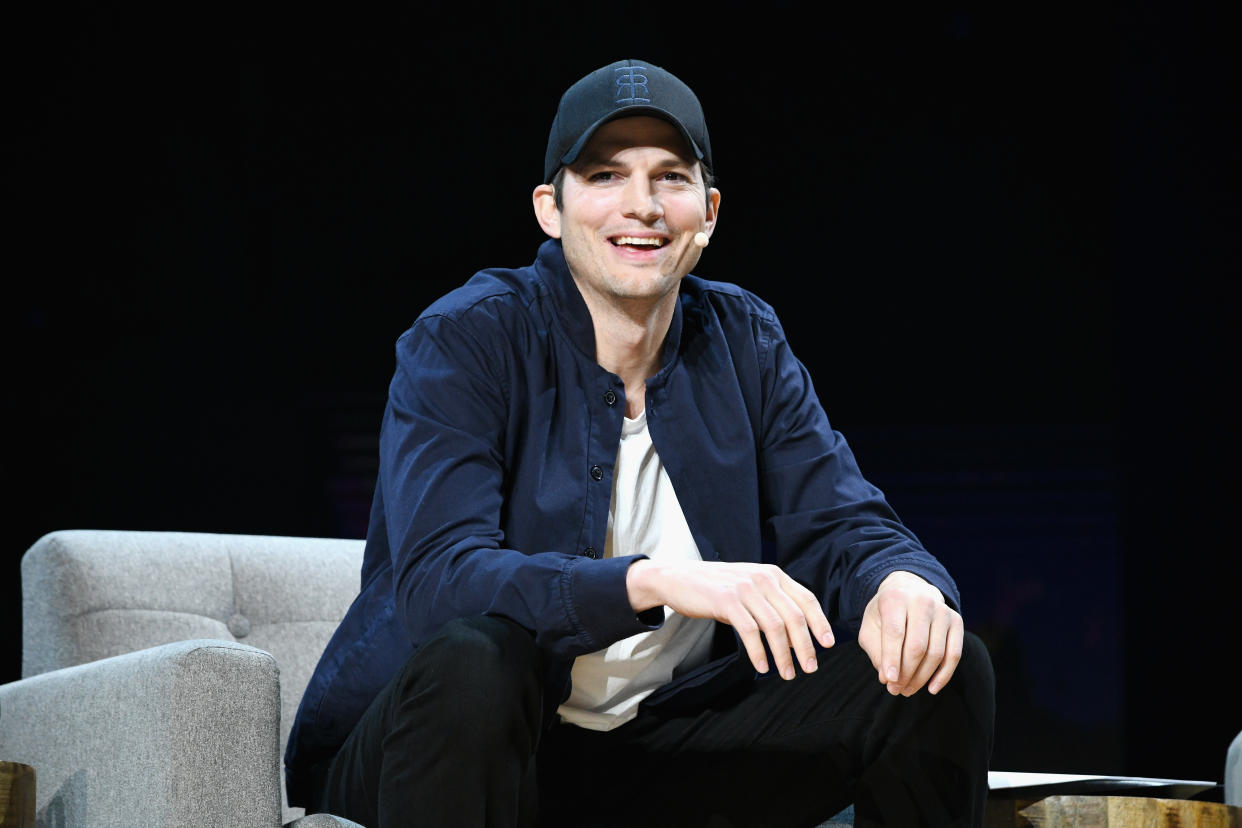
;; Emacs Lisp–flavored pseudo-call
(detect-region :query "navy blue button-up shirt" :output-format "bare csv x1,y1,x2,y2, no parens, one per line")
285,239,959,803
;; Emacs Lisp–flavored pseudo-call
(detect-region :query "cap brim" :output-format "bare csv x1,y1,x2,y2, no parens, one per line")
551,106,706,182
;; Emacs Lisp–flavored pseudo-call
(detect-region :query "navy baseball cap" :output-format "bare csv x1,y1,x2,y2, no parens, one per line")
543,59,712,183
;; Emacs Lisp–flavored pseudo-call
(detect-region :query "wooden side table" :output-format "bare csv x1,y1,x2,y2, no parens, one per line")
0,762,35,828
987,794,1242,827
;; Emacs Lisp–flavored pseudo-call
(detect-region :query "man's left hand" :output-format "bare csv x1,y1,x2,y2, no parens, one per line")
858,570,963,696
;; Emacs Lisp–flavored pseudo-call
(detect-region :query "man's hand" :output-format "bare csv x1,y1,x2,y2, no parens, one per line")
858,570,963,696
627,559,834,680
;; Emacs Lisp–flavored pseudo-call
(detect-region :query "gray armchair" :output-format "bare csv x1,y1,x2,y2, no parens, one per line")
0,529,366,827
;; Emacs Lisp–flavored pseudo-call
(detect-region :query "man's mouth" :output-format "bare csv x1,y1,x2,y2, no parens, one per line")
609,235,668,249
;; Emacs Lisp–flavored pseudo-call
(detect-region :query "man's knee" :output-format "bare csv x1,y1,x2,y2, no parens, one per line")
931,630,996,758
400,615,544,714
953,631,996,709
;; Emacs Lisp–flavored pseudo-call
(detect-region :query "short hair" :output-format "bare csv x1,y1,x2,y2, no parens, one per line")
551,161,716,212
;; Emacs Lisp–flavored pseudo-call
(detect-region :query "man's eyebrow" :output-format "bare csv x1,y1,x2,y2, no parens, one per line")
650,156,695,169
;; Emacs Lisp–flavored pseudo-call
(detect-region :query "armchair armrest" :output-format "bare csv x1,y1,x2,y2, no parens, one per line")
287,815,365,827
1228,730,1242,807
0,639,283,827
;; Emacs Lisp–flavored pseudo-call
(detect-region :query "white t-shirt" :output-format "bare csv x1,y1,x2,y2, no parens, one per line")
557,410,715,731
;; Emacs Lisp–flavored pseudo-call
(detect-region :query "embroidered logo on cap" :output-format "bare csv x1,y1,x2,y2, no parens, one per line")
614,66,650,105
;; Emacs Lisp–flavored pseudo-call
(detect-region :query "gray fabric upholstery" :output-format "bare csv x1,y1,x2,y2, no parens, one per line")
5,529,365,827
0,639,281,827
1228,730,1242,806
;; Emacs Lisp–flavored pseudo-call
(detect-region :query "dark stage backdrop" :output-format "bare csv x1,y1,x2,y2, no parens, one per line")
4,2,1237,785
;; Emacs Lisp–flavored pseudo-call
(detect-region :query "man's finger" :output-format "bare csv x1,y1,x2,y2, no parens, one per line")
789,578,835,649
880,594,908,689
732,615,770,676
743,593,798,680
894,595,935,693
760,578,820,676
927,614,965,694
902,606,950,696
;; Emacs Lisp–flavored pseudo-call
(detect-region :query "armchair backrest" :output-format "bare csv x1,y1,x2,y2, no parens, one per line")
21,529,363,783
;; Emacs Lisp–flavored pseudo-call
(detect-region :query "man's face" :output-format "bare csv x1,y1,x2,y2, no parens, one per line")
534,116,720,308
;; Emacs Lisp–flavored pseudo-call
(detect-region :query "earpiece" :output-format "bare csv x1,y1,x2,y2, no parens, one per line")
693,231,710,248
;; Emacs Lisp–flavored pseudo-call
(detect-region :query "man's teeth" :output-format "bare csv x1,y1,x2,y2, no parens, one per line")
613,236,667,248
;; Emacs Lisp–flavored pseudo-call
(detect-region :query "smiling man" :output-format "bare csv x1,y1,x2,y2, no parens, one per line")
284,60,995,827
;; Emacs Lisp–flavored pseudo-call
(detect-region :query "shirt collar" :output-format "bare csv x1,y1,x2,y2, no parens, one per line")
534,239,685,377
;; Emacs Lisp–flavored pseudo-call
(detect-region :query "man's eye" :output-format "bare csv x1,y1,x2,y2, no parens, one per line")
588,171,615,182
661,171,689,182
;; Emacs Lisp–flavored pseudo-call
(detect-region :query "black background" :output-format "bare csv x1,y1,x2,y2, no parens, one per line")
4,1,1238,784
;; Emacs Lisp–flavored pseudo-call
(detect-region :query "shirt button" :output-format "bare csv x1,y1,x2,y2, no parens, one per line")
603,389,617,406
589,464,603,481
584,547,600,559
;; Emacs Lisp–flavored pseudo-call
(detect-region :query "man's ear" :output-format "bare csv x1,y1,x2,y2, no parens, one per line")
702,186,721,240
532,183,561,238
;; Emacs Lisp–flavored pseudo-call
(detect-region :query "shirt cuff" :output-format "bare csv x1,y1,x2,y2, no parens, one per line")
563,554,663,651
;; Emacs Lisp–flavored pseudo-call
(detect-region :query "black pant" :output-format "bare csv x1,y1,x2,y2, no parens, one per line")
315,616,995,828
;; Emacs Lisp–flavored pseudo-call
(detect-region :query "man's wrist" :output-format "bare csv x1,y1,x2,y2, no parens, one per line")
626,558,662,612
878,569,945,604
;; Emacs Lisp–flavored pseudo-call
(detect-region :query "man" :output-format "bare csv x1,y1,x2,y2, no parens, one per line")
285,59,995,827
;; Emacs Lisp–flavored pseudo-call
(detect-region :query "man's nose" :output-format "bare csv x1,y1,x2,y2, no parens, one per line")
620,176,663,223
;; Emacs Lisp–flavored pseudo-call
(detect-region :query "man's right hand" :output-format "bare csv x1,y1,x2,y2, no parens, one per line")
626,558,834,680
